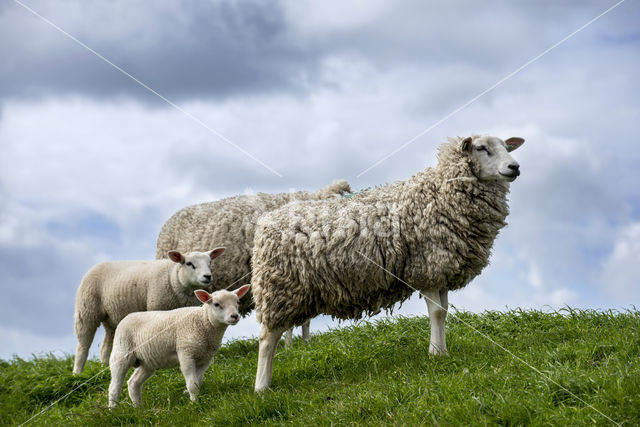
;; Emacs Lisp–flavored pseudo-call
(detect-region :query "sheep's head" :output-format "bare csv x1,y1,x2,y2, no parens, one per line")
168,248,225,288
195,285,251,326
461,135,524,182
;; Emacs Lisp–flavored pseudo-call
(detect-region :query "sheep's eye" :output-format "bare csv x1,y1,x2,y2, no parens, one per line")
213,302,221,308
477,146,491,156
186,262,195,269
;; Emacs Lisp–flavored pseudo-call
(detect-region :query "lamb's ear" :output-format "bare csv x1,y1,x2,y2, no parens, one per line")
505,137,525,152
194,289,211,304
460,136,473,152
209,247,226,260
168,251,184,264
234,284,251,299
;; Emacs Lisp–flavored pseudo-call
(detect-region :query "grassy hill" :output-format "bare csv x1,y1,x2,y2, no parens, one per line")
1,309,639,425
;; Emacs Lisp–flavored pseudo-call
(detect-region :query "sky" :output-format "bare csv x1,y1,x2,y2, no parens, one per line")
0,0,639,360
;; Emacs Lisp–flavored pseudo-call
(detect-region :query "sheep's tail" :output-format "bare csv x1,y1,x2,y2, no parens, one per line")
320,179,351,197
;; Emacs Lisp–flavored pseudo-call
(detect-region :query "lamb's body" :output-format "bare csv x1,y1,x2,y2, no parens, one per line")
108,286,249,407
252,135,524,391
73,249,224,374
155,180,351,314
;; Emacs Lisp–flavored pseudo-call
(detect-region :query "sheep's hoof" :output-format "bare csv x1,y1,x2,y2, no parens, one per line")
429,347,448,356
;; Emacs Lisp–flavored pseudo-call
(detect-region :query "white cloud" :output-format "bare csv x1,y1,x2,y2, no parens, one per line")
1,1,639,359
600,222,640,304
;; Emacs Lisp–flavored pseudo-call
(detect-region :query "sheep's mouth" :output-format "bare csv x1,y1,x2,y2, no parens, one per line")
499,172,519,181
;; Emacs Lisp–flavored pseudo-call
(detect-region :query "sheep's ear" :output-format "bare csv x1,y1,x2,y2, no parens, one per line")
505,137,524,152
209,247,226,260
194,289,211,304
235,284,251,299
460,136,473,152
168,251,184,264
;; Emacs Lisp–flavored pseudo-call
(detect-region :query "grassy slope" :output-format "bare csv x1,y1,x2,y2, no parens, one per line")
1,309,639,426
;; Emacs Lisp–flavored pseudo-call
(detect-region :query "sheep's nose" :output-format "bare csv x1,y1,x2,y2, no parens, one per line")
508,163,520,176
202,274,211,282
229,314,239,323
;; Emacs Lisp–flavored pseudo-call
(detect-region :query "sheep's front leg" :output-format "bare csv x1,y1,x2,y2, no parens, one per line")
255,325,284,392
301,320,310,342
127,365,154,407
179,354,201,402
422,288,448,355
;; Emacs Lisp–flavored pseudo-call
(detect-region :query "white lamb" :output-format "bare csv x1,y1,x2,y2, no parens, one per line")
73,248,225,375
108,285,250,407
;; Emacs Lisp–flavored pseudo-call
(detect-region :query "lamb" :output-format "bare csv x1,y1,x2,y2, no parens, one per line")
155,179,351,337
251,135,524,391
73,248,225,375
108,285,250,407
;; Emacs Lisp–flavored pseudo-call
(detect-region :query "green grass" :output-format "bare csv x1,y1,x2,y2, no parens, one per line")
2,309,639,425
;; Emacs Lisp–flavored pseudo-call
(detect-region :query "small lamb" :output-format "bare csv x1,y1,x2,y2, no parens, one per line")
108,284,250,408
73,248,225,375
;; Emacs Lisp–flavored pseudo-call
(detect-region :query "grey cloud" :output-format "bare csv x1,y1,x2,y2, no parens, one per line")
1,0,320,103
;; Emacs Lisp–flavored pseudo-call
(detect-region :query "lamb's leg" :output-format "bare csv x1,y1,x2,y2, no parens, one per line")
108,358,130,408
422,288,448,356
127,365,154,407
255,325,284,392
193,362,211,395
284,328,294,347
301,320,310,343
73,317,99,375
100,324,115,365
178,353,200,402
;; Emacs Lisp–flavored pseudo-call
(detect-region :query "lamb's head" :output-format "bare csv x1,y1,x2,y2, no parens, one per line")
461,135,524,182
195,285,251,326
168,248,225,288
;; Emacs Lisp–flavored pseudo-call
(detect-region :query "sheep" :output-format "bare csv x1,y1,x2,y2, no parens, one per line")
155,179,351,338
73,248,225,375
251,135,525,391
108,285,250,408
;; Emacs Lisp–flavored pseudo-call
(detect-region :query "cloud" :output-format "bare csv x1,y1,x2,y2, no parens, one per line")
1,0,318,103
600,222,640,305
1,1,639,360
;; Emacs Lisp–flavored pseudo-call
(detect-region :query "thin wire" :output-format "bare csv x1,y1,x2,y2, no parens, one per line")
12,0,283,178
356,0,626,177
357,250,620,426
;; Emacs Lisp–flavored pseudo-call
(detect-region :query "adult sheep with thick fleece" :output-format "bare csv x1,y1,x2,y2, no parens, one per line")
156,179,351,338
73,248,225,375
252,135,524,391
108,285,250,407
155,180,351,304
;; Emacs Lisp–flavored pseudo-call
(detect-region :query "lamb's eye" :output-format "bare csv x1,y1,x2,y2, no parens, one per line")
213,302,221,308
186,262,195,269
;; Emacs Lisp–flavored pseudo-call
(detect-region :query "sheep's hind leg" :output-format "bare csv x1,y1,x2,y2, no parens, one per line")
127,365,154,407
100,323,115,365
73,318,100,375
284,328,294,347
255,325,284,392
422,288,448,356
108,359,131,408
